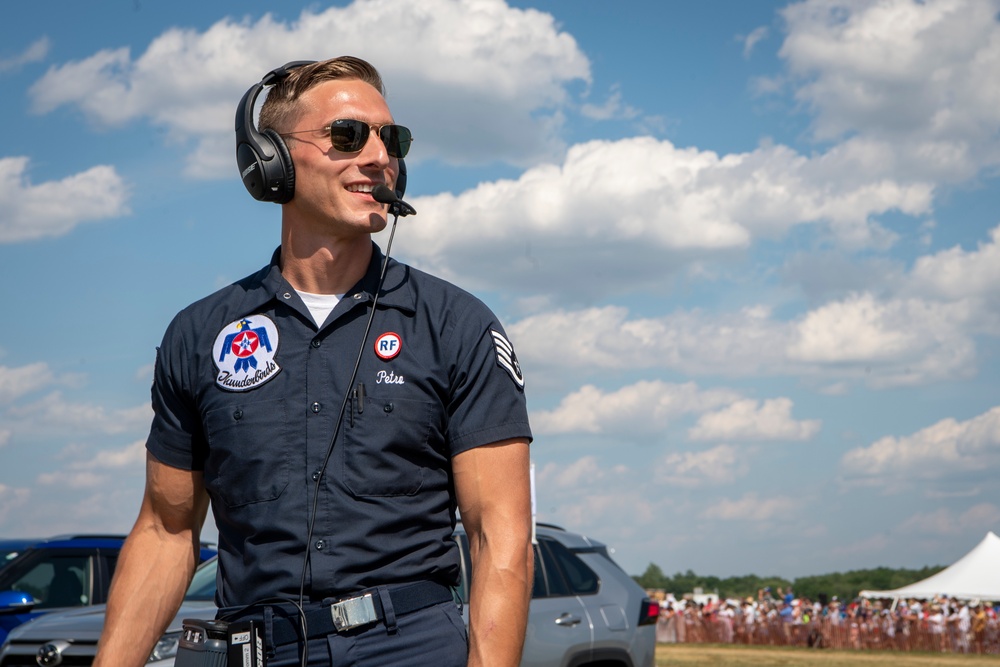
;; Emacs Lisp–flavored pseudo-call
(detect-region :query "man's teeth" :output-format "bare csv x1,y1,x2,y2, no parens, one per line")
347,184,374,193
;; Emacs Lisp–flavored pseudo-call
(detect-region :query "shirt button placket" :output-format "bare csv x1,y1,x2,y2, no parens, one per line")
306,312,333,585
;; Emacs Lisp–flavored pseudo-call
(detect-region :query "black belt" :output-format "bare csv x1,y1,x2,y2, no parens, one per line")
269,581,454,646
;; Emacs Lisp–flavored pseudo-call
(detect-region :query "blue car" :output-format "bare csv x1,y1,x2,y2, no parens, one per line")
0,535,215,645
0,541,39,568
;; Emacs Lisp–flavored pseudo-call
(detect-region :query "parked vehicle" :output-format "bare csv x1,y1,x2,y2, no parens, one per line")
0,535,216,647
0,541,40,568
0,523,656,667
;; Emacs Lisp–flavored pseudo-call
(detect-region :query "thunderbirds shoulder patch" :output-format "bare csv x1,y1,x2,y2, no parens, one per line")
212,315,281,391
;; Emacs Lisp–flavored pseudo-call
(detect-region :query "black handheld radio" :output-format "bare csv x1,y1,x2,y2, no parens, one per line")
175,618,267,667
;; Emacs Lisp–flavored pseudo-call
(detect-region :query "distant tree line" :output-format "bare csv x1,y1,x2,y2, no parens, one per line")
632,563,946,602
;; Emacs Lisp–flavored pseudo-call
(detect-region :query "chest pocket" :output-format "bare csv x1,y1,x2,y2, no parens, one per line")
203,398,291,508
342,395,440,497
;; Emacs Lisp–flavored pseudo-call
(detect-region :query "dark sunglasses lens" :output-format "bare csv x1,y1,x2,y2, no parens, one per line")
329,120,369,153
379,125,412,158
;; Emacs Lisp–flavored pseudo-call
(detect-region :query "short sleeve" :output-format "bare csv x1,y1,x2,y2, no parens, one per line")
445,300,532,455
146,316,208,470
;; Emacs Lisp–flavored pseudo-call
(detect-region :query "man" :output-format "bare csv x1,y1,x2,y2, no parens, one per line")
94,56,533,667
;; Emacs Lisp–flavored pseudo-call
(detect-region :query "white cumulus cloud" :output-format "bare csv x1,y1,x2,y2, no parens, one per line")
897,503,1000,536
536,455,607,490
529,380,741,436
840,405,1000,487
78,439,147,470
511,293,978,388
37,470,108,490
655,444,749,488
0,362,55,405
741,26,770,59
0,157,129,244
511,305,790,377
780,0,1000,179
6,392,152,438
403,138,934,296
700,492,798,522
0,37,50,72
908,224,1000,302
689,398,821,442
788,292,978,386
29,0,590,175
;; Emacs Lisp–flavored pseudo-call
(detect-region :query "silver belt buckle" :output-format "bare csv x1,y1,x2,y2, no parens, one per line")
329,593,378,631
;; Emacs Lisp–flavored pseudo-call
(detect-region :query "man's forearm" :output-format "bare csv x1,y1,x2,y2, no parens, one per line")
453,441,533,667
94,456,208,667
467,539,533,667
93,523,199,667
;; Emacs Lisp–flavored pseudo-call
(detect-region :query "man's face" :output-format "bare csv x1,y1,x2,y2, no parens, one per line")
284,78,399,238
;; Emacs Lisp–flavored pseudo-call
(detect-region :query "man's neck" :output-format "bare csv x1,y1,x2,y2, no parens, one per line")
279,229,373,295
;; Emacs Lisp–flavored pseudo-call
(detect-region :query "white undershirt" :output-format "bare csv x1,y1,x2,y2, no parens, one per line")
296,289,343,327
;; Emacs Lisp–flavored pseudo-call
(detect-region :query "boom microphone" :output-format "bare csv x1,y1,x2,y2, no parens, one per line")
372,184,417,217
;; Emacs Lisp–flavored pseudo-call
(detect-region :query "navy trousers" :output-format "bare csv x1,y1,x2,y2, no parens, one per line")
267,600,468,667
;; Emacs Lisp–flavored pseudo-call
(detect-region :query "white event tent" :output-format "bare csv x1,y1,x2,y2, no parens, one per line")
860,531,1000,601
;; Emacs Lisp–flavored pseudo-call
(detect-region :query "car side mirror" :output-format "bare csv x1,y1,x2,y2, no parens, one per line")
0,590,37,614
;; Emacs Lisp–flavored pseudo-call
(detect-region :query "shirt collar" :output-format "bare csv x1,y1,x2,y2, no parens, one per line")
242,242,416,316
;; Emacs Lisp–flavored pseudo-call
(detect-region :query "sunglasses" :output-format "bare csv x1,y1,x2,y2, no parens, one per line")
283,119,412,158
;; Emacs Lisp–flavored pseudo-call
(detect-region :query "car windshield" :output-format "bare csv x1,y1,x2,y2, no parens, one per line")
184,559,217,601
0,542,33,568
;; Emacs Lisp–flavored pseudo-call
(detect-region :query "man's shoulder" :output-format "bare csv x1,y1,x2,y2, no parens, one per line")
394,259,492,316
395,259,468,295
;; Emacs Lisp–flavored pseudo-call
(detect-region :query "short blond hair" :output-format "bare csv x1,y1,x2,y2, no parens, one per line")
258,56,385,133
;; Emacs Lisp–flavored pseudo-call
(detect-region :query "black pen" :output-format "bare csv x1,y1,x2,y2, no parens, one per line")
350,388,356,427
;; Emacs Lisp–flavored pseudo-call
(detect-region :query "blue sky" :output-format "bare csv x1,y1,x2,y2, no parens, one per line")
2,0,999,579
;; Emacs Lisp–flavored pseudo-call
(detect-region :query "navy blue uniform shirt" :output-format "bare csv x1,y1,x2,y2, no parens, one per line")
146,244,531,607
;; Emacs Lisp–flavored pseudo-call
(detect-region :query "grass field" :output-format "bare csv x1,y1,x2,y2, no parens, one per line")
656,644,998,666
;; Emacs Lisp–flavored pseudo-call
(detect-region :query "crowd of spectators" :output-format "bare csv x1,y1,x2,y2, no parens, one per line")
650,586,999,654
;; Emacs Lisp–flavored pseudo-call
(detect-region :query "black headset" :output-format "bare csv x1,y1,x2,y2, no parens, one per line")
235,60,407,205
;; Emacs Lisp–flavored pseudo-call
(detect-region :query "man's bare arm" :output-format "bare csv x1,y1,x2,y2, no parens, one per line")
454,439,532,667
93,452,209,667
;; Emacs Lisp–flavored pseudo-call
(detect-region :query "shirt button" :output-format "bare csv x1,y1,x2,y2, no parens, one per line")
352,293,364,300
383,402,394,413
233,409,243,420
311,402,322,414
312,471,321,482
315,540,325,551
282,292,292,300
311,339,321,348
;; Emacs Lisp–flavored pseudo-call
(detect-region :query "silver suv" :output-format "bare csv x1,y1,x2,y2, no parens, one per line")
0,523,656,666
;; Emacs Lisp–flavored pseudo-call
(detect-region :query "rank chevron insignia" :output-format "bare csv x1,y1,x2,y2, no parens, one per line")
490,329,524,389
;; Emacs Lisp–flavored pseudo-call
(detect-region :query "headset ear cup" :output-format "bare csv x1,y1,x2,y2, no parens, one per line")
236,61,314,203
236,142,266,201
261,128,295,203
